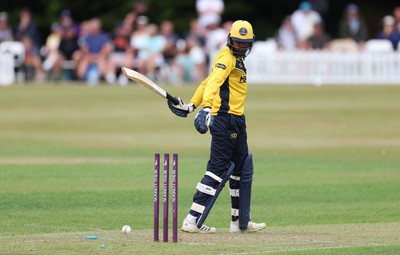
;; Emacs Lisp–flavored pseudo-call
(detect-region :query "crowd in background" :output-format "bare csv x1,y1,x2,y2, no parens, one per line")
275,2,400,51
0,0,400,85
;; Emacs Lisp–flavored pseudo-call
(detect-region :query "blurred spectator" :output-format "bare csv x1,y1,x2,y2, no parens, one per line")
130,15,149,42
59,9,80,36
21,36,45,81
307,22,330,50
130,15,150,69
184,19,206,48
0,12,13,42
160,20,179,65
221,21,233,34
132,0,148,16
107,21,136,85
55,25,81,81
175,36,207,83
393,6,400,34
131,17,166,80
308,0,329,16
196,0,225,30
15,8,41,54
291,1,322,42
42,23,63,78
58,25,80,62
338,3,368,44
275,16,298,51
76,18,112,84
78,20,91,39
377,15,400,50
123,11,137,33
205,19,229,71
136,24,166,81
177,18,208,83
329,38,358,52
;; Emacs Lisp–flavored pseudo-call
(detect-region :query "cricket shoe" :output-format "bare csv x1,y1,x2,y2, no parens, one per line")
230,220,266,233
181,218,216,234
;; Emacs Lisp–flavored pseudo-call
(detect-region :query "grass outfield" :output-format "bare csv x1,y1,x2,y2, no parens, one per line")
0,83,399,254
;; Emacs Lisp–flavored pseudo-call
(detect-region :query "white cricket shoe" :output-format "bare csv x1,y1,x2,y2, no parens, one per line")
230,220,266,233
181,218,216,234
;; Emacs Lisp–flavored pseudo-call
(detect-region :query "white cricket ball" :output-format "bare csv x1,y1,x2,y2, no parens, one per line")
121,225,132,234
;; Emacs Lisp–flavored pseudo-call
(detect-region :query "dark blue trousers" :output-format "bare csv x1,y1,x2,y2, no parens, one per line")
190,113,248,221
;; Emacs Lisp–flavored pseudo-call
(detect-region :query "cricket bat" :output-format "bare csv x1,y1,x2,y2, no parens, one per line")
121,67,180,105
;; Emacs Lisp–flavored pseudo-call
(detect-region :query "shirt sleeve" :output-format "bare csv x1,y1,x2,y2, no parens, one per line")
190,75,209,108
201,51,234,108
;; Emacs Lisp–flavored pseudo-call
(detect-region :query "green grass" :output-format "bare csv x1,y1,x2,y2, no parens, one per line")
0,83,399,254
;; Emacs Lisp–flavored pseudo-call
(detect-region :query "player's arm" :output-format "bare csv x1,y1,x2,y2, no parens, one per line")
195,53,234,134
190,76,209,108
168,51,233,120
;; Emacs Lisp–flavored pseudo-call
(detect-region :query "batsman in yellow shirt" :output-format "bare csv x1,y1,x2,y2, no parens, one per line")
168,20,266,233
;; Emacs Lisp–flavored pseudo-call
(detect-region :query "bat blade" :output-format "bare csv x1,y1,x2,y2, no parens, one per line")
121,67,179,105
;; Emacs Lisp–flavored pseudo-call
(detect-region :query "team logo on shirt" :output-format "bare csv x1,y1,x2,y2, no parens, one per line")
240,76,247,83
230,133,238,139
216,63,226,70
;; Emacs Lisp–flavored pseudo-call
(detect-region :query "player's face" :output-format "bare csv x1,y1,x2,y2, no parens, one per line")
232,40,250,54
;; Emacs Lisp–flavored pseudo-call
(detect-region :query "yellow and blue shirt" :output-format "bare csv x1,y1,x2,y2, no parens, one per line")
191,46,247,116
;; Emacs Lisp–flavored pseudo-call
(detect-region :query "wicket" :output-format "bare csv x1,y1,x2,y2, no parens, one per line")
154,153,178,243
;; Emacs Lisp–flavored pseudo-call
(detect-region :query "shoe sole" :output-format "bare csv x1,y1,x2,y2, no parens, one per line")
181,227,216,234
230,225,266,233
248,226,266,232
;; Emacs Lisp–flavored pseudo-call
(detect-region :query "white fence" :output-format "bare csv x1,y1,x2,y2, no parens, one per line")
0,49,14,86
247,41,400,85
0,41,25,86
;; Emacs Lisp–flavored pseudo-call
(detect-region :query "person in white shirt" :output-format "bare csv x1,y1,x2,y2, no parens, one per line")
196,0,225,30
290,1,322,42
276,16,298,51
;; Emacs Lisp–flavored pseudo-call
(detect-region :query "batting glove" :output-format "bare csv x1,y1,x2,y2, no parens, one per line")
194,107,213,134
167,97,196,118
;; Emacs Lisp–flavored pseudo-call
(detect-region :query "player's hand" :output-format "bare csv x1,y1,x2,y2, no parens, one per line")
167,97,195,118
194,107,213,134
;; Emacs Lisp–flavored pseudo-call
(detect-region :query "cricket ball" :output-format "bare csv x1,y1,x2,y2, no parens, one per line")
121,225,131,234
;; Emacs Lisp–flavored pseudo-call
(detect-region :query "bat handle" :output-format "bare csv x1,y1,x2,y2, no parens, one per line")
166,93,180,105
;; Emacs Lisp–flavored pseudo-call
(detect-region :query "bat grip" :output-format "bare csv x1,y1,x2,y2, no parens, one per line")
166,93,180,105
